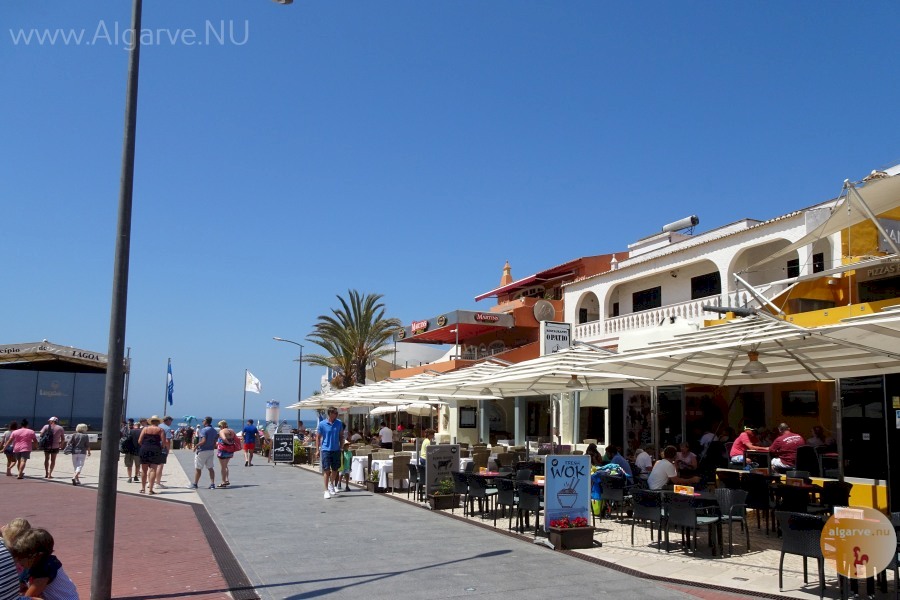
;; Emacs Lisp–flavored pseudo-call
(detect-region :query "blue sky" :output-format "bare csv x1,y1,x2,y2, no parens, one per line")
3,1,899,421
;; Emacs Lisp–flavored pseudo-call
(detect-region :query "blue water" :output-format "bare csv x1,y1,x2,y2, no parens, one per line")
195,410,320,430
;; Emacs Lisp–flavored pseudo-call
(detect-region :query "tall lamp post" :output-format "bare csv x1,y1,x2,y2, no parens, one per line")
91,1,292,598
273,337,303,429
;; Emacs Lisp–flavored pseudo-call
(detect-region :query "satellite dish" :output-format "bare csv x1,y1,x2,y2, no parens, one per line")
533,300,556,322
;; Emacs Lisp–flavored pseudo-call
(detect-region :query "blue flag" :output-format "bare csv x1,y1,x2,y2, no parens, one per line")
166,360,174,406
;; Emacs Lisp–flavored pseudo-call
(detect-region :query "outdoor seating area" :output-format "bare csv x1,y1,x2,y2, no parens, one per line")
296,456,899,598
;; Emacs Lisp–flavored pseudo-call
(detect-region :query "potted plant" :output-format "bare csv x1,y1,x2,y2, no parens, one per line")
366,469,384,493
427,477,459,510
547,516,595,550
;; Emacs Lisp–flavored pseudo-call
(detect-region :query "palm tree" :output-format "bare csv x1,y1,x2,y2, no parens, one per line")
304,290,401,389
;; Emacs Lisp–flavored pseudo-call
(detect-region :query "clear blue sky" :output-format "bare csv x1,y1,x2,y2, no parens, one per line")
3,1,899,421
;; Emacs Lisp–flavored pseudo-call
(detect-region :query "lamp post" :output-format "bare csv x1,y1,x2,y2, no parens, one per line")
273,337,304,429
91,1,292,598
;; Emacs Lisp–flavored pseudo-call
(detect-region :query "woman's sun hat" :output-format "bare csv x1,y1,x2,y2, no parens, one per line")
148,415,162,424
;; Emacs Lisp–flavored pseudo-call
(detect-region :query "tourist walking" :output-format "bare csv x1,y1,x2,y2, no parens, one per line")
121,422,142,483
154,415,175,489
64,423,91,486
138,416,166,494
190,417,217,489
39,417,66,479
4,423,37,479
241,419,260,467
2,422,18,477
216,420,238,488
316,406,345,499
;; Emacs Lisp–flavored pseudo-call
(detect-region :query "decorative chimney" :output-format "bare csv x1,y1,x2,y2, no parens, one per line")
500,261,513,286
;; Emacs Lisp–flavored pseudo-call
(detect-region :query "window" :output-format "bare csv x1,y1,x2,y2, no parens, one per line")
690,272,721,300
611,302,619,317
578,308,588,324
632,287,661,312
787,258,800,279
813,252,825,273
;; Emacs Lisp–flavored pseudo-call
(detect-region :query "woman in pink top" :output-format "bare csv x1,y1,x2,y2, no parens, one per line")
4,426,38,479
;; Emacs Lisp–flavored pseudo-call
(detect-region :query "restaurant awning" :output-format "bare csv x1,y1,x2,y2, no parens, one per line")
395,310,514,344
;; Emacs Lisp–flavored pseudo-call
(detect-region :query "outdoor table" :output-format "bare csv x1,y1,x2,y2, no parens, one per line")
350,455,368,483
371,458,393,488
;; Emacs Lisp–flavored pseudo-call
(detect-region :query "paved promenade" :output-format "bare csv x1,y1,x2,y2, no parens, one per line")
2,449,768,599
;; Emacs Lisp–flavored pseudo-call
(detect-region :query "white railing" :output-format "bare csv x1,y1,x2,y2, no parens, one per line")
573,283,790,343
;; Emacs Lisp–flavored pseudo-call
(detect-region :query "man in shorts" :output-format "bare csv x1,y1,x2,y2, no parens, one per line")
39,417,66,479
155,416,174,488
315,407,345,499
241,419,260,467
190,417,217,490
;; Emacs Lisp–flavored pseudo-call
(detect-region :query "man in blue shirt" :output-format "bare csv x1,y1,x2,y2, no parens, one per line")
241,419,260,467
605,444,634,480
315,407,345,499
190,416,217,490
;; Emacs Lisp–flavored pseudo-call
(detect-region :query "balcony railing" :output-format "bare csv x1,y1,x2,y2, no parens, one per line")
573,285,788,343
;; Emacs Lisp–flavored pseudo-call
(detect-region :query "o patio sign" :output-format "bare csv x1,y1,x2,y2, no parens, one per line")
820,506,897,578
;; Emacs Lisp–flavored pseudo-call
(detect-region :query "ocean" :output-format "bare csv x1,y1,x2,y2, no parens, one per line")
182,410,321,430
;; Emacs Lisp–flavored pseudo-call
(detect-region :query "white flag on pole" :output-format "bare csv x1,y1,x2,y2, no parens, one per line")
245,371,262,394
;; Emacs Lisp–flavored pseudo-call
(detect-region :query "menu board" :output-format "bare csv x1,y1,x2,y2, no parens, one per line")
272,433,293,463
425,444,460,494
543,454,590,531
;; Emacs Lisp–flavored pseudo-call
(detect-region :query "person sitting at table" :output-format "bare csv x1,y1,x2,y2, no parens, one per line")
634,446,654,479
805,425,834,449
605,444,633,480
769,423,805,474
585,443,603,466
418,429,434,466
647,445,701,490
729,425,768,467
675,442,698,475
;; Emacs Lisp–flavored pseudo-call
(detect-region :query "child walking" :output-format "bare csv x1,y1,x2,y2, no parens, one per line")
339,441,353,492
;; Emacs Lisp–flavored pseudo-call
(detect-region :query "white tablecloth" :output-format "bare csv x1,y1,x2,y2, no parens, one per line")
371,459,393,488
350,456,368,482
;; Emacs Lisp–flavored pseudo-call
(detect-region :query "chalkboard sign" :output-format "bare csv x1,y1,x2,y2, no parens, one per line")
272,433,294,463
425,444,459,494
543,454,590,531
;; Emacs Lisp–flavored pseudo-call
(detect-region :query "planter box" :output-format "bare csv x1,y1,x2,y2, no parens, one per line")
365,481,387,493
428,494,460,510
548,526,595,550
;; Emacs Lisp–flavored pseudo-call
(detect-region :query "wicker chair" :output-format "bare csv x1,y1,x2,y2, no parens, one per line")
494,477,518,530
664,492,721,556
715,487,749,556
387,455,409,492
631,489,666,551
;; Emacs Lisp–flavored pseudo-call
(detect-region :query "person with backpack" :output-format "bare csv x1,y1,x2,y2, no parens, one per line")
120,421,142,483
38,417,66,479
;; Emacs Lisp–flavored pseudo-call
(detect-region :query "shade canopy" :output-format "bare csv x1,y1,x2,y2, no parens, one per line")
583,308,900,386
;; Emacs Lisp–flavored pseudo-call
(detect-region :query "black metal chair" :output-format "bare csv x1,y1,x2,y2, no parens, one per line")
631,489,667,551
664,493,721,556
808,480,852,514
774,484,813,514
514,468,533,481
775,511,827,599
716,469,743,490
494,477,518,530
450,471,469,516
715,487,749,556
795,445,821,477
467,473,498,518
407,462,419,500
516,482,543,536
598,475,631,521
742,472,775,534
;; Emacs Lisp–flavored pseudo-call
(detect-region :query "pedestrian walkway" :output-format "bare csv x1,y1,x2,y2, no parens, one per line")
1,448,768,599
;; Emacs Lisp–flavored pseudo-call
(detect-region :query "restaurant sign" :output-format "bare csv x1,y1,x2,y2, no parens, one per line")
544,454,590,531
878,218,900,253
474,313,500,322
411,319,429,334
540,321,571,356
425,443,460,495
272,433,294,463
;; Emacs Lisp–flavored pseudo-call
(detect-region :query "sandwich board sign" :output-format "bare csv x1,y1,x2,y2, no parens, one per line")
272,433,294,463
425,444,459,495
543,454,590,531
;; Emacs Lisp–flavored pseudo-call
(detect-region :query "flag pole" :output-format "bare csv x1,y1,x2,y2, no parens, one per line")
242,369,248,424
163,357,170,417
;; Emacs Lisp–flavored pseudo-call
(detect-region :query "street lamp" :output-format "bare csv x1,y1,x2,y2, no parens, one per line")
273,337,304,429
91,1,292,598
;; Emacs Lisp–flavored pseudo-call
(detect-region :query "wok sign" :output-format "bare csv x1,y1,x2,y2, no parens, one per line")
544,455,590,531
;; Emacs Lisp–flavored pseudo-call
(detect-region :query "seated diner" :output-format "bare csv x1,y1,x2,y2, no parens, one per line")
647,445,701,490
